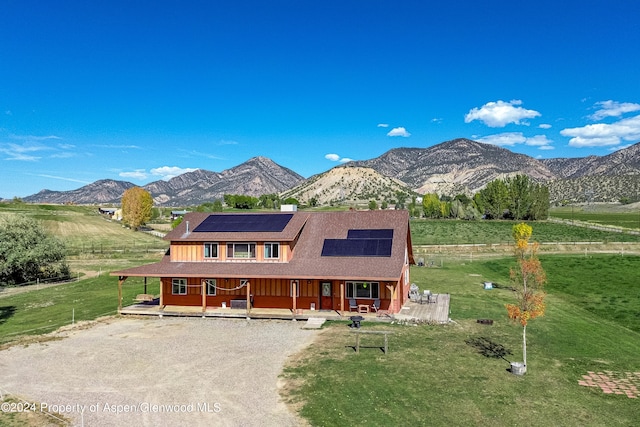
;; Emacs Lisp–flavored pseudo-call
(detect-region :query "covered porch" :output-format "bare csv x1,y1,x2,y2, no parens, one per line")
118,300,394,322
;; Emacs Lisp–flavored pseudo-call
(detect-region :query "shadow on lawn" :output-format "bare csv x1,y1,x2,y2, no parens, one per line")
0,306,17,325
465,336,513,362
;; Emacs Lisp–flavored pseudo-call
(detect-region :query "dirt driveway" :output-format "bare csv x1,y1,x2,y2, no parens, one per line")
0,317,319,426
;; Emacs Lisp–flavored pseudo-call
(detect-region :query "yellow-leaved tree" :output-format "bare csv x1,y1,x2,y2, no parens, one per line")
505,222,546,374
121,187,153,231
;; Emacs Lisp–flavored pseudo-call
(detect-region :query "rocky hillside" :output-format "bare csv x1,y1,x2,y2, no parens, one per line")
351,138,556,195
281,166,414,206
541,143,640,179
147,157,304,205
19,139,640,206
23,179,136,204
23,157,304,206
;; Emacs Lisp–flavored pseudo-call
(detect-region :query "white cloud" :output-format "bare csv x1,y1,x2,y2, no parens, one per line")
0,141,50,161
560,114,640,147
431,118,443,123
150,166,198,180
325,153,352,163
120,170,148,180
538,123,552,129
387,127,411,137
610,144,633,152
31,173,91,184
476,132,553,149
589,100,640,120
465,100,541,127
377,123,389,128
476,132,526,146
218,139,239,145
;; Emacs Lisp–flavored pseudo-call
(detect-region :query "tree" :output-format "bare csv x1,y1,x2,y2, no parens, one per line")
479,179,509,219
121,187,153,230
0,216,69,286
368,200,378,210
505,223,547,374
422,193,440,218
505,175,532,220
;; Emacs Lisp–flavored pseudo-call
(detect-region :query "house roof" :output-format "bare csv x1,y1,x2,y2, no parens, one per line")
166,211,311,242
113,210,413,282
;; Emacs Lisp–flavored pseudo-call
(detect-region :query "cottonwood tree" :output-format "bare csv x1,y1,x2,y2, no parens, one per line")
0,216,69,285
505,223,547,373
121,187,153,230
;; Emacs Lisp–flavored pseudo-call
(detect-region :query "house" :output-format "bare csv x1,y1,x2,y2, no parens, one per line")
170,210,189,220
112,210,414,315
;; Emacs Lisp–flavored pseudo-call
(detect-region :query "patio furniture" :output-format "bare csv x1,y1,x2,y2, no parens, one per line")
349,298,358,312
420,290,432,304
371,299,380,313
409,283,420,302
358,304,370,314
349,315,364,328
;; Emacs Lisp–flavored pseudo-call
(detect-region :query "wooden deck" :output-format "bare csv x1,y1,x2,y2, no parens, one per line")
119,295,450,324
119,302,393,322
395,293,450,324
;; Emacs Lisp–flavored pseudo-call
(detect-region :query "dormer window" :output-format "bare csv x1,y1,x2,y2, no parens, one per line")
264,242,280,259
227,243,256,259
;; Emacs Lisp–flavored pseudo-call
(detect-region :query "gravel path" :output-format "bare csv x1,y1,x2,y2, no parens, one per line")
0,317,319,426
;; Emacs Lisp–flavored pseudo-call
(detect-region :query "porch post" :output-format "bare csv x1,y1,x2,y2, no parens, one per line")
118,276,127,312
201,279,206,313
386,284,395,314
159,279,164,308
246,281,251,317
340,282,344,317
292,280,297,314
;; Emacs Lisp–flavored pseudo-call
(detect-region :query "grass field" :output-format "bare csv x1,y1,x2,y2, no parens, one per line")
410,218,640,245
550,206,640,230
0,203,169,255
282,255,640,426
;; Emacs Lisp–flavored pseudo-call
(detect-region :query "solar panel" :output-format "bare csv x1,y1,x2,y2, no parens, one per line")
347,229,394,239
321,238,392,257
193,214,293,233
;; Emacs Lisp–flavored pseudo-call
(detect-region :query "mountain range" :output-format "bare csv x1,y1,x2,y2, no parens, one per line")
18,138,640,206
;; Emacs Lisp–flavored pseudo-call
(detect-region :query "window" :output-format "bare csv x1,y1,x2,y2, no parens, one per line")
345,281,379,299
205,279,217,296
172,278,187,295
227,243,256,258
264,243,280,259
204,243,218,258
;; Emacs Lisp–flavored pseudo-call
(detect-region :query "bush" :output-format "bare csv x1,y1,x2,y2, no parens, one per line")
0,216,69,285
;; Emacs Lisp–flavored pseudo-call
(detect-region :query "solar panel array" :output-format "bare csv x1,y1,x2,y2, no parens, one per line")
321,228,394,257
193,213,294,233
347,229,394,239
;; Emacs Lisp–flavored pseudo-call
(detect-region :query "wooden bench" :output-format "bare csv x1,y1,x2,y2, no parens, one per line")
230,299,248,309
134,294,155,302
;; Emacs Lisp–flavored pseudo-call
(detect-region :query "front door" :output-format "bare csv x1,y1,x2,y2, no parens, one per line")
320,281,332,310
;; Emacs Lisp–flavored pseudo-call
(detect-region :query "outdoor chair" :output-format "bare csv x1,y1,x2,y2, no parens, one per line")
371,299,380,312
349,298,358,312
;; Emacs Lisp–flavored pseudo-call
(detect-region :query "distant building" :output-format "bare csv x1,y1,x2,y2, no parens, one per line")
170,210,189,220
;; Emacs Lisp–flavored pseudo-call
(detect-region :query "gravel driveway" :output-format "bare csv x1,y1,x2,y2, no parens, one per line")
0,317,319,426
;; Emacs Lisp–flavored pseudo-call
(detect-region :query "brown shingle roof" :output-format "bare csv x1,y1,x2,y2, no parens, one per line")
113,210,413,282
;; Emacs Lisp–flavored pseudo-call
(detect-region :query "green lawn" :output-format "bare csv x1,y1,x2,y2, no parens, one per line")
0,265,159,345
282,255,640,426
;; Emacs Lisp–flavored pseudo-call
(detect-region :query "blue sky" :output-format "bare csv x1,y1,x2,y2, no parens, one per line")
2,0,640,198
